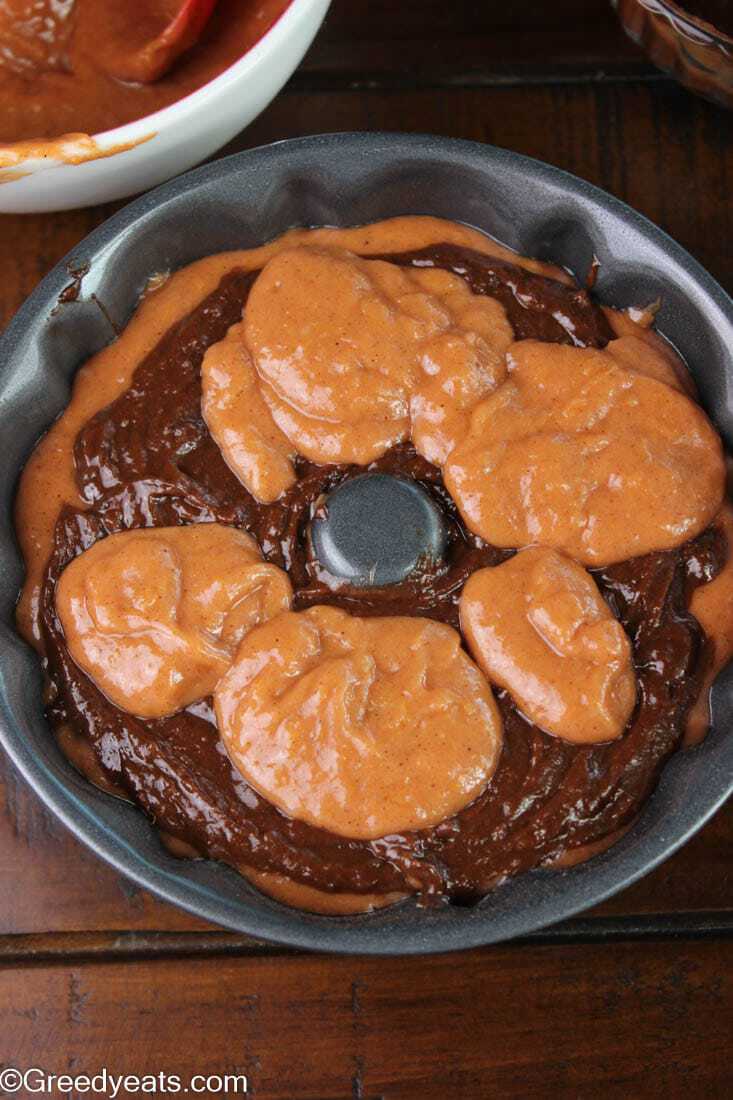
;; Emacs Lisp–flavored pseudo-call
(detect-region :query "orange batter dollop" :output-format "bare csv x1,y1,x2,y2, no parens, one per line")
215,245,513,486
445,340,725,566
201,321,297,504
56,524,292,718
407,264,514,465
214,605,503,839
461,547,637,744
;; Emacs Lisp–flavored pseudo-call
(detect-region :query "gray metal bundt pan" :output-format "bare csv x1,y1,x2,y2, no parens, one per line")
0,133,731,954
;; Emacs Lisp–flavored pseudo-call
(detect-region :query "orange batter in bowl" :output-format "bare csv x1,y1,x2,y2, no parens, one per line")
0,0,291,145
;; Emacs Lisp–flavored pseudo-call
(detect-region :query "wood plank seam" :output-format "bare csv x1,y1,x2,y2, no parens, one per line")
1,912,732,967
283,70,669,93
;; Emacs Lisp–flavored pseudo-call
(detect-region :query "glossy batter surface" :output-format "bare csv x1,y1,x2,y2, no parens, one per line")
461,548,637,744
56,524,292,717
0,0,290,143
215,606,503,839
444,340,724,565
239,246,515,472
15,216,732,912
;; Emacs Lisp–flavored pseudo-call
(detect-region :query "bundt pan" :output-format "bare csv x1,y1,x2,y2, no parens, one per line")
1,133,731,954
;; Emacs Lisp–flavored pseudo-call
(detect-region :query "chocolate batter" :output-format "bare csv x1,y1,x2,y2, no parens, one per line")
32,243,727,905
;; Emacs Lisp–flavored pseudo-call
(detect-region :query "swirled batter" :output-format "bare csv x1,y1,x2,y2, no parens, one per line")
15,216,732,913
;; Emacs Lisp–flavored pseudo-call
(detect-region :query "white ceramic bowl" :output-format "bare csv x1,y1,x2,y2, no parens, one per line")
0,0,330,214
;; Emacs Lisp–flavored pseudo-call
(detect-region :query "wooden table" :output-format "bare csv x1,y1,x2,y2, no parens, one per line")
1,3,732,1095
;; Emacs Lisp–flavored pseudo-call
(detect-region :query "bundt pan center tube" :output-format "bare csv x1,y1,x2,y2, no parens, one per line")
0,133,732,954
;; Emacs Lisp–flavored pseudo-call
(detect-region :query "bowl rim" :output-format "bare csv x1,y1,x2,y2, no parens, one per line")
1,131,732,955
628,0,733,46
1,0,328,171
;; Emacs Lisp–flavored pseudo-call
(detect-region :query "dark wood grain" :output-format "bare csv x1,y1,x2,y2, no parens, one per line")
0,757,208,934
302,0,653,88
1,942,732,1097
